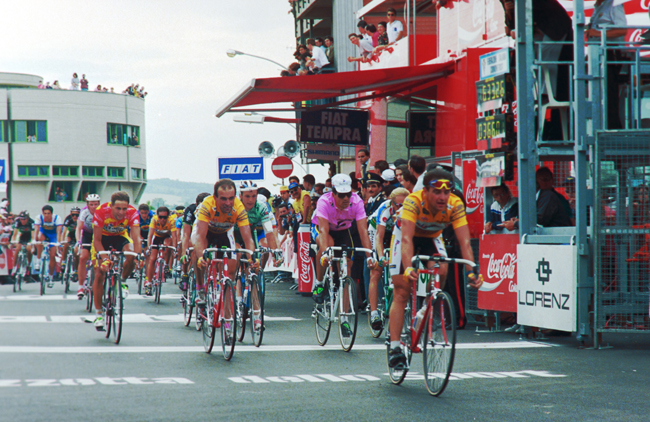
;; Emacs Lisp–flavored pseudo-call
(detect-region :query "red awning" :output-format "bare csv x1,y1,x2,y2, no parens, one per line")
215,61,455,117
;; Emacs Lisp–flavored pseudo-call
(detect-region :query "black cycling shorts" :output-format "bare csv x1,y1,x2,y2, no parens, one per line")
81,231,93,251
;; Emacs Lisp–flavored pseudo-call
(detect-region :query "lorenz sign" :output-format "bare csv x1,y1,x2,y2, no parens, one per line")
300,109,369,145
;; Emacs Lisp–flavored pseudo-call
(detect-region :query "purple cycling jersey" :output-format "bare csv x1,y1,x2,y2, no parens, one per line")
311,192,366,231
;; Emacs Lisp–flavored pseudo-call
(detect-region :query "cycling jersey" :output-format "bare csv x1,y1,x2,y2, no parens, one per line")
196,195,249,234
79,207,94,234
292,190,310,223
400,190,467,238
151,214,177,238
139,211,154,237
235,201,273,234
369,199,398,232
13,218,35,234
92,202,140,237
63,215,77,234
36,214,63,233
311,192,366,231
182,203,197,226
175,214,182,229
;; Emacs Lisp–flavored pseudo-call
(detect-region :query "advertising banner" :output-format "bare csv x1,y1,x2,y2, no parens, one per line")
300,109,369,145
408,112,436,148
305,144,340,161
478,233,518,312
517,244,577,332
462,160,484,239
217,157,264,181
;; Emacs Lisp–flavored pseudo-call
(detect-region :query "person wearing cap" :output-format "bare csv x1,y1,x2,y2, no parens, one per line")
311,174,377,318
381,168,399,196
11,211,35,273
279,185,291,206
365,173,386,218
386,169,483,369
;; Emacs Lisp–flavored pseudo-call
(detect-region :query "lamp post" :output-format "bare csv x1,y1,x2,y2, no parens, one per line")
226,49,288,70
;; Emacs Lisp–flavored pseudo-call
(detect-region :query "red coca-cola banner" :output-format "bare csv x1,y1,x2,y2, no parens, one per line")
462,160,484,239
478,233,518,313
297,224,314,293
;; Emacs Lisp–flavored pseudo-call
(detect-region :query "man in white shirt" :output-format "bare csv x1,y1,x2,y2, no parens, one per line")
306,38,330,73
357,20,373,44
347,33,374,63
386,7,404,43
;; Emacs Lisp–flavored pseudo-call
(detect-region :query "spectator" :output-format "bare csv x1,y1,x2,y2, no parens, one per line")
349,172,361,194
296,44,311,75
536,167,573,227
80,74,88,91
52,80,62,89
631,184,650,226
45,82,52,89
484,183,519,233
288,62,300,76
55,187,66,202
386,8,404,43
347,34,374,63
110,134,118,144
366,24,380,47
279,185,291,205
401,168,418,192
374,160,389,175
314,183,325,196
364,173,385,217
315,38,326,52
381,169,398,196
394,158,408,167
395,164,407,186
324,36,335,66
409,155,426,191
288,175,300,186
377,22,389,47
357,148,370,181
306,38,330,74
37,80,44,89
357,20,373,44
71,73,80,90
303,174,316,195
95,85,102,92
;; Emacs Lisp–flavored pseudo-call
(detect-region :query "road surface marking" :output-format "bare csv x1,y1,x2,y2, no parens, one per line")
229,374,381,384
0,377,193,387
0,314,300,323
394,370,567,381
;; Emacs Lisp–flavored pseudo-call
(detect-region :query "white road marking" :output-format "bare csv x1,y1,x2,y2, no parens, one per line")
1,377,193,387
0,294,183,301
394,370,567,381
0,314,300,323
0,342,553,354
229,374,381,384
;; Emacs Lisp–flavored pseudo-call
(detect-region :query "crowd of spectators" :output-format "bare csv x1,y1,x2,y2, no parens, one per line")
36,73,147,98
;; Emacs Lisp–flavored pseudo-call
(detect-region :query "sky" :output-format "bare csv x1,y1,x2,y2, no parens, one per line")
1,1,328,190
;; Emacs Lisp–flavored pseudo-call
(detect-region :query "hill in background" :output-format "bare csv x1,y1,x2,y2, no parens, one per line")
140,178,213,207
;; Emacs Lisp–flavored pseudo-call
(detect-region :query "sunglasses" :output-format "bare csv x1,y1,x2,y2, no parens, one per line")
337,192,352,199
290,189,299,194
428,179,452,190
387,13,395,16
158,215,169,219
391,201,403,209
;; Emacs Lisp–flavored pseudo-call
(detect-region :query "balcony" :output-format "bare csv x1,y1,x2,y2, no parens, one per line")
292,0,332,20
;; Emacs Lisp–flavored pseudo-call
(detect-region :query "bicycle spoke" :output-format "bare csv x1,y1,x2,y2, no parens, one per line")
423,291,456,396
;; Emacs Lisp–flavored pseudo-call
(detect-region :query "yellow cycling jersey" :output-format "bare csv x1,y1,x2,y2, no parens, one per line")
151,214,177,238
400,190,467,238
196,195,249,234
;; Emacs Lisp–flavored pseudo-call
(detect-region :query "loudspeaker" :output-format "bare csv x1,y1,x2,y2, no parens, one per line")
258,141,275,158
284,140,300,158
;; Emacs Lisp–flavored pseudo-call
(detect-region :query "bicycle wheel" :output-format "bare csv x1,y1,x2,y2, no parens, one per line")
86,266,94,313
235,275,247,343
220,279,237,361
137,261,143,295
249,274,264,347
104,275,113,338
314,292,331,346
338,276,358,352
183,272,195,327
387,302,412,385
111,274,124,344
63,256,72,294
154,260,164,304
40,274,46,296
201,282,216,353
423,291,457,396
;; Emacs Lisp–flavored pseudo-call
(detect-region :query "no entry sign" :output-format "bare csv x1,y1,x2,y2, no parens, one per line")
271,156,293,178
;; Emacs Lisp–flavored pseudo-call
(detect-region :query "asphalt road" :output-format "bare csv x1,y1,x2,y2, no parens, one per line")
1,276,649,422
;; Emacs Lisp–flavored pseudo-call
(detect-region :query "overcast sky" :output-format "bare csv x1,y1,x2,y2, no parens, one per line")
2,1,327,189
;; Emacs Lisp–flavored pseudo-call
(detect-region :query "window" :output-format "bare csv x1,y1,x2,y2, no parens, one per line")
49,181,73,202
131,168,141,179
82,166,104,177
18,165,49,177
78,181,99,201
0,121,4,143
13,121,47,143
53,166,79,177
107,167,125,178
107,123,140,146
143,169,147,180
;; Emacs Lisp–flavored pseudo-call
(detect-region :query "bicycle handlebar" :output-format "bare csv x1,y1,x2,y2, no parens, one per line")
411,255,478,271
203,247,253,259
325,246,373,255
97,250,139,258
150,245,177,252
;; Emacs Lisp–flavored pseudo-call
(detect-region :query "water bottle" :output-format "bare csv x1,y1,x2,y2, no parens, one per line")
242,282,249,306
413,306,427,332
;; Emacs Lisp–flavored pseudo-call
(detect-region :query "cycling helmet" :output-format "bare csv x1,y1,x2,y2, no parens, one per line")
70,207,81,214
19,211,29,218
239,180,258,192
85,194,100,202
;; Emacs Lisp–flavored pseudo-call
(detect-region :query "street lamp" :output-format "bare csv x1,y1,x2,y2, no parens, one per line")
226,49,288,70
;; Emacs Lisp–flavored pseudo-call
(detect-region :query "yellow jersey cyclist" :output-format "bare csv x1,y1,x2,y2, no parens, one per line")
10,211,35,275
144,206,177,295
367,188,410,332
387,169,483,368
91,191,142,330
75,194,101,298
311,174,377,335
178,192,211,292
192,179,257,305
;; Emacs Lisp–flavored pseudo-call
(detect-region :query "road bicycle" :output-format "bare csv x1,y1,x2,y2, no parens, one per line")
197,247,244,361
10,241,34,293
312,246,372,352
77,244,95,312
38,241,60,296
387,254,477,396
180,247,197,327
97,250,139,344
149,244,176,304
61,241,78,294
172,240,182,285
369,249,393,338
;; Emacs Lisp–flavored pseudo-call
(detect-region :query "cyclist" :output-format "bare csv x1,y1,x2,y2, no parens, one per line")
10,211,35,275
91,191,142,330
178,192,210,291
75,194,101,298
61,207,81,276
138,204,154,284
34,205,63,283
367,187,409,332
144,206,177,295
311,174,377,336
387,169,483,368
192,179,256,305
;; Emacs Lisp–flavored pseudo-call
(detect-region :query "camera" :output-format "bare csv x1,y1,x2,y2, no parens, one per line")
272,195,283,209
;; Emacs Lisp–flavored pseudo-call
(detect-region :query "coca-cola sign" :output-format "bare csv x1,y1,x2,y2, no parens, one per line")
297,227,313,293
478,233,518,313
462,160,484,239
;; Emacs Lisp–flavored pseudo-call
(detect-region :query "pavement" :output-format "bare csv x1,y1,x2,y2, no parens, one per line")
1,276,649,422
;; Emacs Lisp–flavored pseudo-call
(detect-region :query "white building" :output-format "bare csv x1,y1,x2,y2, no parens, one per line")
0,72,146,217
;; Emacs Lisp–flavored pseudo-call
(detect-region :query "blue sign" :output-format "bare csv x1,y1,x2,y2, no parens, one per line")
218,157,264,181
479,48,510,80
0,159,5,183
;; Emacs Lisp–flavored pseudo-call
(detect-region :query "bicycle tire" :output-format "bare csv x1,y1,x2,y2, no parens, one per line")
387,302,412,385
104,274,113,339
235,270,247,343
338,276,358,352
423,291,457,396
86,266,94,313
314,300,331,346
40,275,45,296
221,279,237,361
183,272,195,327
64,255,72,294
111,274,124,345
154,260,164,304
249,274,264,347
195,303,202,331
137,261,143,295
201,281,215,353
